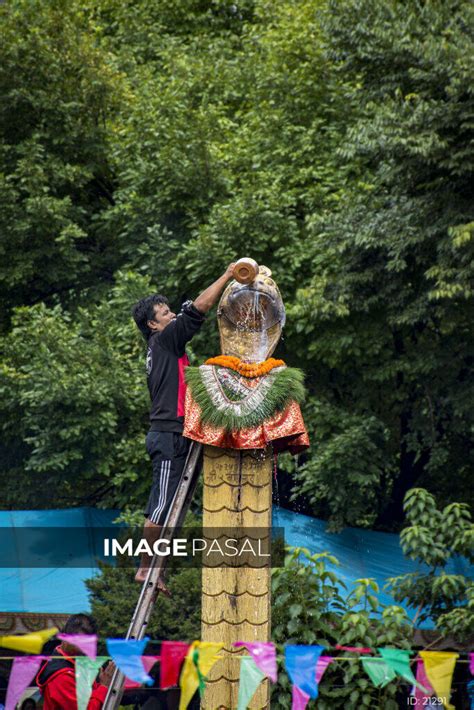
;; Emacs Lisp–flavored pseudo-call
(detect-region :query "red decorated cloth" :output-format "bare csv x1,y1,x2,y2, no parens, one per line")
184,391,309,454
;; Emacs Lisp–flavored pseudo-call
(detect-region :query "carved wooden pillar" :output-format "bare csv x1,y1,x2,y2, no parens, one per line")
201,446,272,710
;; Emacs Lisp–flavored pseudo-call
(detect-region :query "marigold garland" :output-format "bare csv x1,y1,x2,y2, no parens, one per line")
204,355,286,378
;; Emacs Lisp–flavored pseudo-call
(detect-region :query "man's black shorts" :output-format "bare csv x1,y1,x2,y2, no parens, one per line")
144,431,190,525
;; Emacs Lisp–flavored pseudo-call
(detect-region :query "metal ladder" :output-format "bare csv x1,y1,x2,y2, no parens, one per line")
103,441,203,710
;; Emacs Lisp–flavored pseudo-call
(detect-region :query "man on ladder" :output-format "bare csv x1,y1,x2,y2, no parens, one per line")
131,263,235,588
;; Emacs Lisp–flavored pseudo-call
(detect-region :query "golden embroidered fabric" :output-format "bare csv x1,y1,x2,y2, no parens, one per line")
184,391,309,455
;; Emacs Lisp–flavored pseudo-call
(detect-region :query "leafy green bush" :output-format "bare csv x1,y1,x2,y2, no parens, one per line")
388,488,474,640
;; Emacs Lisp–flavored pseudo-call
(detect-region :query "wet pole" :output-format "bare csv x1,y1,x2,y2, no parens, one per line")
200,259,272,709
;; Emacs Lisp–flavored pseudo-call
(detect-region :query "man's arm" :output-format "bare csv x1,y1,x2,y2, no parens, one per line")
158,263,235,355
193,263,235,314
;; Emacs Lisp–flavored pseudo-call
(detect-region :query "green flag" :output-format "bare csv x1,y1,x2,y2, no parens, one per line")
361,658,396,688
237,656,266,710
192,647,206,697
76,656,108,710
378,648,428,692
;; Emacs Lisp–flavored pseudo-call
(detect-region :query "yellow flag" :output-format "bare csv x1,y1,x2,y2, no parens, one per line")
419,651,458,710
179,641,223,710
0,627,58,654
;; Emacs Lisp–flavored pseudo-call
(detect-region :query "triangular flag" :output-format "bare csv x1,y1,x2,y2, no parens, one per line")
361,658,396,688
378,648,427,691
160,641,189,689
0,627,58,654
316,656,333,684
335,645,372,654
192,646,206,696
76,656,108,710
292,684,310,710
58,633,97,660
106,638,153,686
285,645,324,699
237,656,266,710
125,656,160,689
5,656,47,710
234,642,277,682
420,651,458,710
414,658,435,704
179,642,223,710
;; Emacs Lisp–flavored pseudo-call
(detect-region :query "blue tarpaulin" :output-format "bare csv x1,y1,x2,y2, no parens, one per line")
0,507,471,627
0,508,119,614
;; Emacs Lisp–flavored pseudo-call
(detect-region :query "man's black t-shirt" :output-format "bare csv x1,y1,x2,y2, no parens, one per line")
146,301,205,433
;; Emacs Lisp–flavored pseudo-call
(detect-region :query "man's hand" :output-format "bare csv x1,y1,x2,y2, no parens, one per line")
193,263,237,313
224,262,236,280
99,661,116,687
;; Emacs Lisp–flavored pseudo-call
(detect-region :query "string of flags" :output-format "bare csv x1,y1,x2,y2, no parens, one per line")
0,629,472,710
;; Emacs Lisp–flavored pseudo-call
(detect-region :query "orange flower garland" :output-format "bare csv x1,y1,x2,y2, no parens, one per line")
204,355,286,378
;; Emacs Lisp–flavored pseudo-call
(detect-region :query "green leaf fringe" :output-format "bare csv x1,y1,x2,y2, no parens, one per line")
185,366,306,432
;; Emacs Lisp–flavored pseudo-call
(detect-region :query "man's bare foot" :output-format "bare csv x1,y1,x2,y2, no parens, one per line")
134,567,149,584
134,568,172,597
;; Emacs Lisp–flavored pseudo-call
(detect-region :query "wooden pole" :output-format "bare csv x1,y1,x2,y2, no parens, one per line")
201,445,272,710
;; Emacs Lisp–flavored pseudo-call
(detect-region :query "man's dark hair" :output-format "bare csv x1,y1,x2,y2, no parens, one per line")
132,294,169,340
62,613,98,636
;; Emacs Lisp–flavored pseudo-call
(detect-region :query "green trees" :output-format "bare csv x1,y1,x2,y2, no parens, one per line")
289,0,474,527
0,0,472,530
0,1,126,319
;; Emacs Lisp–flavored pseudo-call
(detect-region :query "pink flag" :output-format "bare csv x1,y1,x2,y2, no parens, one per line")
335,645,372,654
233,642,277,683
58,633,97,660
124,656,160,689
292,684,310,710
414,658,435,704
470,653,474,676
6,656,46,710
316,656,333,684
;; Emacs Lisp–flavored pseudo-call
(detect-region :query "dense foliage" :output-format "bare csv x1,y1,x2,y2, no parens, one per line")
1,0,472,532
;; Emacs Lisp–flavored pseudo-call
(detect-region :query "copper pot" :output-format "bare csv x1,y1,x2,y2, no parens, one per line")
232,258,259,284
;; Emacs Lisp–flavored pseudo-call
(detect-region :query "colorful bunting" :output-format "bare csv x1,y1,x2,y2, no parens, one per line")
76,656,108,710
234,642,277,683
5,656,46,710
106,638,153,686
237,656,266,710
160,641,189,689
179,641,223,710
285,645,324,699
419,651,459,710
316,656,333,684
292,684,310,710
58,633,97,660
361,658,396,688
0,627,58,654
1,630,471,708
378,648,427,691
